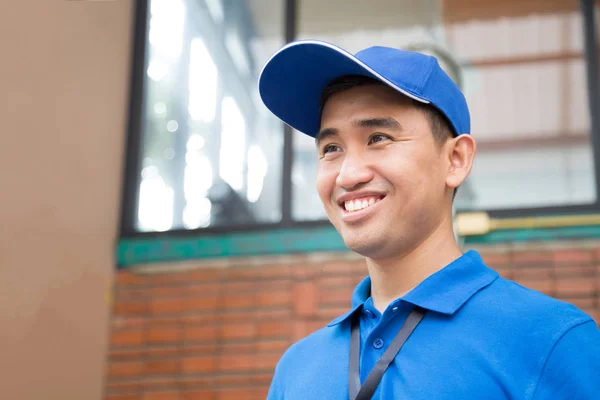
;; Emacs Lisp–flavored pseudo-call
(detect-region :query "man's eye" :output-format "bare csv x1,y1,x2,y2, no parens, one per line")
323,144,340,154
369,134,390,144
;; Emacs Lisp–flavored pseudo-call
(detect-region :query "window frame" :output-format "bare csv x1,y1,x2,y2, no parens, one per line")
118,0,600,265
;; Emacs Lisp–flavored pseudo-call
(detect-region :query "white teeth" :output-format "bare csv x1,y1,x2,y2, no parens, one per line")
344,197,380,212
346,201,354,211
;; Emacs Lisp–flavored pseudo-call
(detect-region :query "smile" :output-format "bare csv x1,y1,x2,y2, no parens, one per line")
343,196,383,212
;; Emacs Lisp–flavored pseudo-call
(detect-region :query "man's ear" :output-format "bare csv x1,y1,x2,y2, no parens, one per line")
445,134,476,190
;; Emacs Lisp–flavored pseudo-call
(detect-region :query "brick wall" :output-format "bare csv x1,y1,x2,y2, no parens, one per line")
105,243,600,400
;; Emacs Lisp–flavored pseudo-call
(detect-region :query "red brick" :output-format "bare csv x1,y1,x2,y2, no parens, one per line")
480,253,510,267
184,297,219,312
106,395,141,400
116,288,151,300
511,252,552,265
221,322,256,340
144,346,180,358
112,316,146,329
142,392,181,400
320,261,366,276
219,308,291,324
256,308,292,319
292,320,310,342
222,293,255,309
109,361,144,378
221,281,257,293
148,272,190,285
214,373,271,386
150,316,181,326
227,265,291,280
515,279,554,295
219,311,255,324
111,330,145,346
513,266,552,280
184,325,219,341
218,354,254,371
185,268,223,282
117,271,147,285
110,347,145,361
216,387,268,400
553,250,594,264
222,342,255,353
106,380,141,392
150,298,184,314
256,352,282,369
255,279,292,293
555,277,596,296
316,307,349,320
318,275,362,288
114,301,148,316
319,287,350,306
181,343,217,355
293,281,318,316
182,356,217,373
181,314,217,325
257,291,291,308
145,360,179,375
137,376,182,391
182,390,217,400
257,321,291,338
187,283,220,296
293,264,320,279
257,339,289,352
151,286,190,297
147,327,180,344
560,297,596,309
553,264,596,278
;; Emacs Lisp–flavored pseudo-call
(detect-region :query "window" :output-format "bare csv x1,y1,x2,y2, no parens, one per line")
291,0,600,218
123,0,285,234
120,0,600,257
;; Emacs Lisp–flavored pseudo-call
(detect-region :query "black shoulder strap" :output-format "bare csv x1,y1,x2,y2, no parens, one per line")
349,307,426,400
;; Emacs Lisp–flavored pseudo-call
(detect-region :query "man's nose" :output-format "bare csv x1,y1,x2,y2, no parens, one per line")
335,152,374,190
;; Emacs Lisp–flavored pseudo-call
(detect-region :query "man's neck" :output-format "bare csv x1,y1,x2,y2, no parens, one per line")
366,223,462,313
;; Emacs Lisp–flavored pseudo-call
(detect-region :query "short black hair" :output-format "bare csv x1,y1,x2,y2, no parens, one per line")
319,74,459,198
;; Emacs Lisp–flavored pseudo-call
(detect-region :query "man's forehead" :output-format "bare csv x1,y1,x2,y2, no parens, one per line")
315,116,404,145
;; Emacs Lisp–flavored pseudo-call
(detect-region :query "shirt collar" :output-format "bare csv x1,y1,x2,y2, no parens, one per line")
327,250,499,327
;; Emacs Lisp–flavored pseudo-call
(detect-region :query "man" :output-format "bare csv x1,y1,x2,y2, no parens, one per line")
258,40,600,399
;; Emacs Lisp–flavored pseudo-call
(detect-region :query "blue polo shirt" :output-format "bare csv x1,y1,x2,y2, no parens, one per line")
267,250,600,399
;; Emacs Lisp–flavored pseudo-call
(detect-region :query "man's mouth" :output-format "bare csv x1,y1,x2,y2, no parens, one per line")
341,195,385,212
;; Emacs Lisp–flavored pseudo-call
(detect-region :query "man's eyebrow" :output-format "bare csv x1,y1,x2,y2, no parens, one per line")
315,127,338,147
352,117,403,130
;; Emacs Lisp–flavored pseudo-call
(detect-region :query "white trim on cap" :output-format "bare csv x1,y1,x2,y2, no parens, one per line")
258,39,430,105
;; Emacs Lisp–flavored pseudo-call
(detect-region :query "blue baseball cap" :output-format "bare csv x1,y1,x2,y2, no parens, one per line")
258,40,470,138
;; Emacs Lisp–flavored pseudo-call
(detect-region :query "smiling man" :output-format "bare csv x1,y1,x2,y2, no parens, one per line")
258,41,600,400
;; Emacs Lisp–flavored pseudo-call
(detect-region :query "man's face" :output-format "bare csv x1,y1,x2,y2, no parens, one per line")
316,84,453,260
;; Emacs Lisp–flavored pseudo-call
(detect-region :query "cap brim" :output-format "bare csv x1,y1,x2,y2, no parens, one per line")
258,40,428,138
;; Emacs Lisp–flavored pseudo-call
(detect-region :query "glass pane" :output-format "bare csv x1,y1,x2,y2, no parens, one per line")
136,0,285,232
446,2,596,210
292,0,596,219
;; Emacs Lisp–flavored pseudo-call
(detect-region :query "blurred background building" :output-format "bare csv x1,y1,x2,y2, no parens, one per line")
2,1,600,399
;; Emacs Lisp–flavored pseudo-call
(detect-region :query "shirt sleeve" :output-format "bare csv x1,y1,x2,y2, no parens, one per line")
266,362,284,400
532,319,600,400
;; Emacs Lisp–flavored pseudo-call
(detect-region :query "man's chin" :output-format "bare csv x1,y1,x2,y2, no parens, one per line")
342,234,385,258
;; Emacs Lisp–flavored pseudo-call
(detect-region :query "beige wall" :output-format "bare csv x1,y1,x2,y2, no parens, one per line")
0,1,133,399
